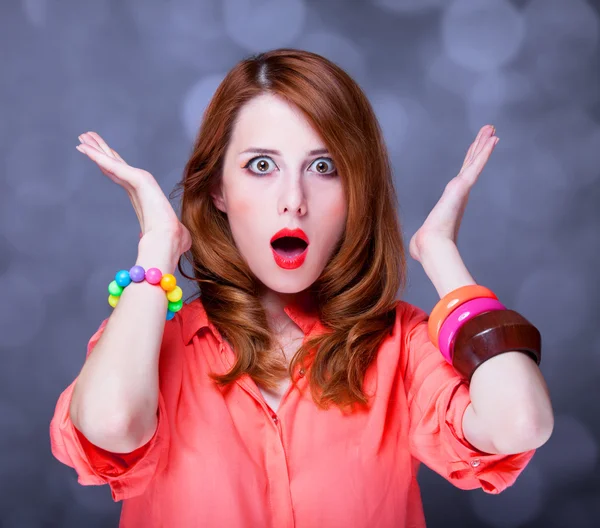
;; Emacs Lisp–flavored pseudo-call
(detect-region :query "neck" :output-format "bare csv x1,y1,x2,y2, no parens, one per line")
258,285,316,335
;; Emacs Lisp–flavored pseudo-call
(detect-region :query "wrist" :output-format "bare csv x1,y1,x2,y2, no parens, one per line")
136,237,181,275
419,238,476,298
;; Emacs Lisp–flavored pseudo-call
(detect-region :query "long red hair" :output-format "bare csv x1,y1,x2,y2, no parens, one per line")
172,48,407,413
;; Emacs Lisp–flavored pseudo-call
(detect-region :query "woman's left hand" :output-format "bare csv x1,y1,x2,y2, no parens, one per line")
409,124,499,263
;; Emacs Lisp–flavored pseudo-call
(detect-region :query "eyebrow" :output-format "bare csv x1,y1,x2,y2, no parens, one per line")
240,147,330,156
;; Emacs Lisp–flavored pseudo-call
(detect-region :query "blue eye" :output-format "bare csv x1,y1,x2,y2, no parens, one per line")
309,157,337,176
244,156,277,175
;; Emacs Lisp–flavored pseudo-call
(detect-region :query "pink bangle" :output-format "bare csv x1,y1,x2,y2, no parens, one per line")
438,297,506,363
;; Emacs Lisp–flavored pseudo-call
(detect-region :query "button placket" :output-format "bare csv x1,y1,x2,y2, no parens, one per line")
264,411,294,527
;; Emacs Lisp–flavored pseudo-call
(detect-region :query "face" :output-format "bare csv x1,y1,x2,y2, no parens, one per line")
212,93,347,304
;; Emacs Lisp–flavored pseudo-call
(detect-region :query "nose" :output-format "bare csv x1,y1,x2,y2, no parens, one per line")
278,177,307,216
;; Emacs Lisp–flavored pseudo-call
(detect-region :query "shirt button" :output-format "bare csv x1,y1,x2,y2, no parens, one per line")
299,368,306,377
272,415,279,424
470,459,481,468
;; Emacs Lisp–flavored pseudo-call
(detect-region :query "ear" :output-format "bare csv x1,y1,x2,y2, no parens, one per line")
211,186,227,214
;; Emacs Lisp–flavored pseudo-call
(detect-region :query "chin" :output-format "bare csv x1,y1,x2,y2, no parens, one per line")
246,251,322,294
260,275,316,294
255,261,321,294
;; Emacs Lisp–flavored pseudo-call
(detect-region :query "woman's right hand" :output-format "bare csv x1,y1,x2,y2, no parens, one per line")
76,131,192,257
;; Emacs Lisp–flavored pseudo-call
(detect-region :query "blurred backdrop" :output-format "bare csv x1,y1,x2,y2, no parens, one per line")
1,0,599,526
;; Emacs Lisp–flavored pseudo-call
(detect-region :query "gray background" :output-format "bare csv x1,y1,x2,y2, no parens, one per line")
1,0,599,526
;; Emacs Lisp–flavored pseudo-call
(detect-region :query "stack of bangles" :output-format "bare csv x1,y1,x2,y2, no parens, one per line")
107,265,183,321
428,284,542,381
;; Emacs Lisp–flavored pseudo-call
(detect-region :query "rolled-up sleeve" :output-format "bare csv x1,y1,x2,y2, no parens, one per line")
49,318,170,501
401,304,535,494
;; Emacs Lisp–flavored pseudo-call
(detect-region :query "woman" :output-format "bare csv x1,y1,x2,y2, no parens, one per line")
50,49,553,527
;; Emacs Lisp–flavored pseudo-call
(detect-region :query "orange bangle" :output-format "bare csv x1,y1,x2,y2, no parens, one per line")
427,285,497,349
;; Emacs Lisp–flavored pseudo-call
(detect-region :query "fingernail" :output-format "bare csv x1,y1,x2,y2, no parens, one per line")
494,137,500,145
76,145,84,153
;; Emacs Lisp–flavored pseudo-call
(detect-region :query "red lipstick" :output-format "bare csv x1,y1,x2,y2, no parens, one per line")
270,227,309,270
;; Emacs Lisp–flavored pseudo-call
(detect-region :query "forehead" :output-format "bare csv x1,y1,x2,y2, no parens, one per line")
230,93,323,147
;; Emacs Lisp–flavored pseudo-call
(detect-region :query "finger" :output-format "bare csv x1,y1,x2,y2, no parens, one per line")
111,148,127,163
76,143,139,188
468,125,495,165
86,131,116,159
78,134,105,153
77,139,119,178
79,133,107,153
467,136,498,181
79,133,126,163
461,127,485,169
86,132,127,163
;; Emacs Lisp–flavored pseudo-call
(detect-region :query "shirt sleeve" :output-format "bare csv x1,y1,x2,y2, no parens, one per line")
49,317,170,502
400,303,536,494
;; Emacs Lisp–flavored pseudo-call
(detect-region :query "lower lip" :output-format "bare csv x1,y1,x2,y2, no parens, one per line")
271,245,309,269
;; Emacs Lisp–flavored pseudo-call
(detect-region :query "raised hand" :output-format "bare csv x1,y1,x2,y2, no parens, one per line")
76,131,191,255
408,125,499,263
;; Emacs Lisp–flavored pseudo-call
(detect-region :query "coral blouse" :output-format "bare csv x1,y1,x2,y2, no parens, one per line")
50,298,535,528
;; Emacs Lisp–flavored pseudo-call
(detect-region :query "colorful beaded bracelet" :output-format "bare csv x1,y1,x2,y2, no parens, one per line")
107,265,183,321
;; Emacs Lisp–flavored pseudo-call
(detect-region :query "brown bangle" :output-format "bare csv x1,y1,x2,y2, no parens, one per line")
452,309,541,381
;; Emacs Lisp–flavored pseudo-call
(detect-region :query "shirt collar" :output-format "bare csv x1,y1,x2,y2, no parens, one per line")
182,297,326,346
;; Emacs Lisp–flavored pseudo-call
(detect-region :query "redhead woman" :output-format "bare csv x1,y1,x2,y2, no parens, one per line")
50,49,553,528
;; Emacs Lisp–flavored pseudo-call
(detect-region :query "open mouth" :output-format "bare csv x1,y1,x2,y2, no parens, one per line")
271,236,309,257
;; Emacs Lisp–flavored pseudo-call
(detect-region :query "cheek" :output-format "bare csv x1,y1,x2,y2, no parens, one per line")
324,194,348,230
226,193,264,244
229,199,252,216
330,199,347,218
227,190,257,216
222,173,259,216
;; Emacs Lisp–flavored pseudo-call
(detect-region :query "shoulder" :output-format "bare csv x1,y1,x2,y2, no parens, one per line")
374,300,431,365
168,296,212,346
390,300,430,338
157,299,210,384
173,296,209,322
387,300,439,373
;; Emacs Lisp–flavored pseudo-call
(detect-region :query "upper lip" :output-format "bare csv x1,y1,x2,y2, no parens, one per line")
270,227,309,245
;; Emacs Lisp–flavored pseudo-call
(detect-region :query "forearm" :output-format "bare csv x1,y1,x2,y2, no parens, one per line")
419,237,554,454
464,352,553,454
70,238,179,452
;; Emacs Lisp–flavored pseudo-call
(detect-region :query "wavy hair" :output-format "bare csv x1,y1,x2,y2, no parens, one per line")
172,48,407,413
